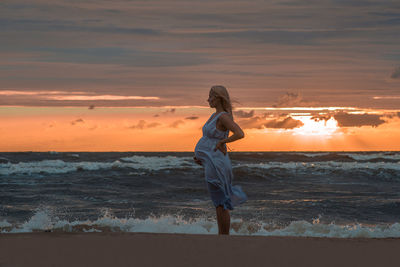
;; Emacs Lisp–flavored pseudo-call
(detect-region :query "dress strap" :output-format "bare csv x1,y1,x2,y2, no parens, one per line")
207,111,228,125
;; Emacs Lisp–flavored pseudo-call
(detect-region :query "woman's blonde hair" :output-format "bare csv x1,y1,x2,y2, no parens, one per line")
210,85,233,118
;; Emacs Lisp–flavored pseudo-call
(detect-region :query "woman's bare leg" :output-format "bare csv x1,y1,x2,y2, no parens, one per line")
216,205,230,235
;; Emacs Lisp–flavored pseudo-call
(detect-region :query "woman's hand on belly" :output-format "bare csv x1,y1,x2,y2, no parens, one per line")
193,156,203,166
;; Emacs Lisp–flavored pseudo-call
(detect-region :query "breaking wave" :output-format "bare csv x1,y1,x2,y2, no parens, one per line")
0,155,198,176
1,157,399,177
1,209,400,238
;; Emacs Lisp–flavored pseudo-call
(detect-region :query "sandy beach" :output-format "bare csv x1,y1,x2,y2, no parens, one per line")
0,232,398,267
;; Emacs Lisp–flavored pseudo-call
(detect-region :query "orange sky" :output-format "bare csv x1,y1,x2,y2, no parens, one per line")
1,106,399,151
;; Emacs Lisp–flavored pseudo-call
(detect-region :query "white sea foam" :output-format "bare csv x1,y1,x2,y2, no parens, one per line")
2,209,400,238
119,155,194,170
295,153,330,157
0,220,12,228
0,156,199,175
343,152,400,161
0,157,10,163
2,209,216,235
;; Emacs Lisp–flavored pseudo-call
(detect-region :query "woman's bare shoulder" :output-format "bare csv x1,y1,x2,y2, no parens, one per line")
219,113,233,121
217,113,235,130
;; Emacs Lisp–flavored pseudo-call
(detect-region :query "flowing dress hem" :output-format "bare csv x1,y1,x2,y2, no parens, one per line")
212,198,234,211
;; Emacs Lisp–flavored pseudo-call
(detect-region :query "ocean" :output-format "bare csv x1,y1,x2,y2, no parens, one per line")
1,151,400,237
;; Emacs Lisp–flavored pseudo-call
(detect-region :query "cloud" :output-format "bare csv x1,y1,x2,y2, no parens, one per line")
129,120,146,129
0,90,88,98
0,90,84,96
383,112,399,119
0,89,163,107
71,118,84,125
311,111,389,127
185,116,199,120
13,46,211,68
373,96,400,100
233,110,255,118
163,108,176,114
1,1,399,108
264,117,304,129
154,108,176,117
238,115,303,129
128,120,161,129
169,120,185,128
1,18,161,36
333,112,386,127
237,116,267,129
390,66,400,79
310,114,332,121
146,122,161,128
273,92,318,107
46,95,159,101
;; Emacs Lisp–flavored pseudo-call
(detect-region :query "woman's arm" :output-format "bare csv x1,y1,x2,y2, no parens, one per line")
214,113,245,155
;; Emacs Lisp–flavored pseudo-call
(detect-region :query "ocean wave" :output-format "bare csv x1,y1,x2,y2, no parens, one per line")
295,152,400,162
1,158,399,177
237,161,400,172
231,152,400,163
343,152,400,161
0,156,199,175
1,209,400,238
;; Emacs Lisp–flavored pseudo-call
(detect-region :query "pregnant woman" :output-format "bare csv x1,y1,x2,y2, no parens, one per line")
194,85,247,235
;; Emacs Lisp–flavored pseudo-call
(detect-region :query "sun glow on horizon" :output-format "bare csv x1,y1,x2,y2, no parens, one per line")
291,116,340,137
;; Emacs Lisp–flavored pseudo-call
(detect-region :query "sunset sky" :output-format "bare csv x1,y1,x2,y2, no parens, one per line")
1,0,399,151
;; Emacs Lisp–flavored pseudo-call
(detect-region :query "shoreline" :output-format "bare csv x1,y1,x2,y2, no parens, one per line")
1,232,399,267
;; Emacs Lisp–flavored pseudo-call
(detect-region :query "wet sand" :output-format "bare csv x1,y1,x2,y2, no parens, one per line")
0,232,398,267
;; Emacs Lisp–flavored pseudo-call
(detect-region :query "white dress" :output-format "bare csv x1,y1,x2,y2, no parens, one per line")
194,111,247,210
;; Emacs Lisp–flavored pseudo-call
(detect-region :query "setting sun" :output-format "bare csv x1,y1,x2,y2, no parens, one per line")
292,115,340,137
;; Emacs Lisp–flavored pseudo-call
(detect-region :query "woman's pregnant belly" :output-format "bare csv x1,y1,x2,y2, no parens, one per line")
194,136,208,160
195,136,224,162
195,136,231,185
